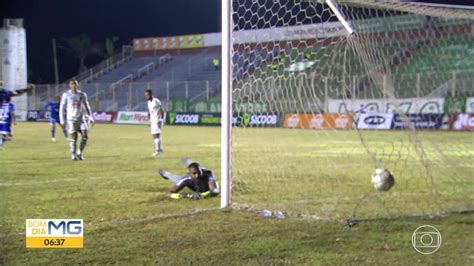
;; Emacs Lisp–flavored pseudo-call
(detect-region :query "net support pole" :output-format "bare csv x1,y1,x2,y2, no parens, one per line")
221,0,232,208
326,0,355,35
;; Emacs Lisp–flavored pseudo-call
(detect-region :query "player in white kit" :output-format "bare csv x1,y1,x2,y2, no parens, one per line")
145,89,164,156
60,79,94,160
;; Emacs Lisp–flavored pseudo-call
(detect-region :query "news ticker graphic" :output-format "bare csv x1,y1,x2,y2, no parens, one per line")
26,219,83,248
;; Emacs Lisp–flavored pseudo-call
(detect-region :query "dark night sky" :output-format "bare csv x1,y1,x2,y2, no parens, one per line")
0,0,471,84
0,0,220,83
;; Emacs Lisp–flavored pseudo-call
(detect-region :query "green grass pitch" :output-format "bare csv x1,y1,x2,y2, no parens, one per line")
1,122,473,264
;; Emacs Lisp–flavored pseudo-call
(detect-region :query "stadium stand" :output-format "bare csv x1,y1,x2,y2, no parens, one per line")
231,28,474,110
29,16,472,113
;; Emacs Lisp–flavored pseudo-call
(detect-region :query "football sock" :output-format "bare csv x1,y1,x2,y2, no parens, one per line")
154,138,161,152
51,127,56,138
69,139,77,155
160,170,182,183
181,157,193,166
79,139,87,153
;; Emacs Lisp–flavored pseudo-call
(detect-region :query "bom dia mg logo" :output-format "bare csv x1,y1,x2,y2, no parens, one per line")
26,219,83,248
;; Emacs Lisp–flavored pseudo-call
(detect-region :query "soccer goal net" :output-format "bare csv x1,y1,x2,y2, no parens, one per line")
223,0,474,220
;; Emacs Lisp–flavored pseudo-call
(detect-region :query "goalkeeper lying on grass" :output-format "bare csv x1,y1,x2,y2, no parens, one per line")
158,157,220,200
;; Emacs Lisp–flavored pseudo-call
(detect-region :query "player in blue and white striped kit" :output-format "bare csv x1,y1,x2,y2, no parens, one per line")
45,96,67,142
0,80,34,150
0,95,15,150
0,80,34,105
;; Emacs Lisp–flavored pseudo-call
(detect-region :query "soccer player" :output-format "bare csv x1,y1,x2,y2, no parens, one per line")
354,104,367,125
0,96,15,150
45,96,67,142
145,89,164,156
158,157,220,199
0,80,34,104
356,104,367,114
59,79,94,160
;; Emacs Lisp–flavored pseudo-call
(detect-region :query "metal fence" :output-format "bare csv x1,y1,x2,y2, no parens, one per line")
28,79,222,112
27,70,473,113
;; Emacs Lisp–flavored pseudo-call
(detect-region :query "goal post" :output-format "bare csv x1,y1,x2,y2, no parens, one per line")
221,0,232,208
221,0,474,219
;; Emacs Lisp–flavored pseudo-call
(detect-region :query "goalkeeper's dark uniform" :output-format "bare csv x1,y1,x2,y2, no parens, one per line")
158,157,220,199
174,168,217,193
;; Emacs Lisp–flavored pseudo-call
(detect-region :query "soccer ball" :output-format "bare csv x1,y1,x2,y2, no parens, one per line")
371,168,395,192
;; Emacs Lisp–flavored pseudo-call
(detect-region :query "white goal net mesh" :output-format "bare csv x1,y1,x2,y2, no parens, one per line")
229,0,474,220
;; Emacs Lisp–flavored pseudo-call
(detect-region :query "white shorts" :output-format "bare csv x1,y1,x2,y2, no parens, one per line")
150,122,161,135
67,120,89,134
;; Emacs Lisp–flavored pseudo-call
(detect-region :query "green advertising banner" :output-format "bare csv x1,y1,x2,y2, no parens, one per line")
444,97,466,114
169,98,188,112
194,101,221,113
233,102,269,113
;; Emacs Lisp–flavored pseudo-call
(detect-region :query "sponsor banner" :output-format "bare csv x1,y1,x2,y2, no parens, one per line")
26,110,50,122
169,98,189,112
283,113,353,129
115,111,149,124
200,113,220,126
194,101,221,113
393,114,443,129
92,112,115,123
329,98,444,114
133,34,204,51
233,102,269,113
444,96,466,114
135,14,460,49
15,110,27,121
231,21,346,45
466,97,474,113
441,114,450,130
449,113,474,131
234,113,279,127
27,110,114,123
167,112,200,125
357,113,393,130
230,13,441,45
166,112,278,126
167,112,221,126
162,113,280,127
178,34,204,48
26,111,39,121
356,14,425,34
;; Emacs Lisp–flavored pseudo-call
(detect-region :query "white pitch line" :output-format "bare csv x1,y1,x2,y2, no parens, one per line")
0,173,142,187
0,176,104,187
95,207,220,227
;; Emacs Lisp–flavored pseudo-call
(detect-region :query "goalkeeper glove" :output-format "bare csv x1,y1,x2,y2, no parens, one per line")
200,191,212,199
190,192,201,200
170,192,188,199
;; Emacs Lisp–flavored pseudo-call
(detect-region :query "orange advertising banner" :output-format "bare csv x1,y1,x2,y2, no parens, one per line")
133,34,204,51
283,113,353,129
